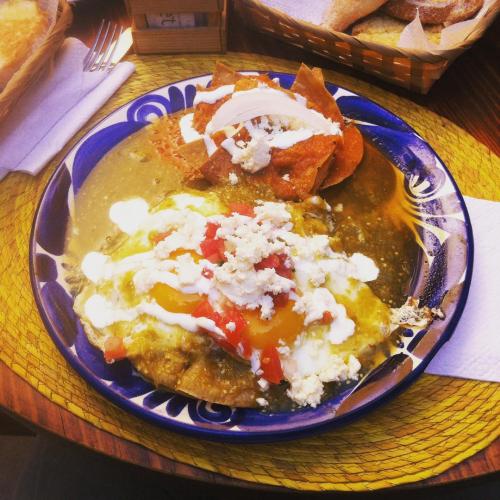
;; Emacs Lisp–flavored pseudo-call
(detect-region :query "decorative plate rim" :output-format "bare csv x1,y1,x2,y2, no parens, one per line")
29,70,474,443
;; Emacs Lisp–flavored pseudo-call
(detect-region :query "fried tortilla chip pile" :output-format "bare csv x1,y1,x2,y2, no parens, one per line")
150,63,364,200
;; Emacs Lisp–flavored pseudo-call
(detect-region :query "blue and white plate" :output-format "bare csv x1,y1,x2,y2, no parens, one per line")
30,72,473,442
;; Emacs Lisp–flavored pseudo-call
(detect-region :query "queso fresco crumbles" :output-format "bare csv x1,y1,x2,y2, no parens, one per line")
66,63,437,410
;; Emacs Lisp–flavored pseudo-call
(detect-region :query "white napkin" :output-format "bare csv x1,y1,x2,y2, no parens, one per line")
0,37,135,180
425,196,500,383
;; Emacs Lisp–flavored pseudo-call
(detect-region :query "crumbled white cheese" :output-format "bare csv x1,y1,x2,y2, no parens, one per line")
281,334,361,407
153,211,207,258
293,288,355,344
256,397,269,407
221,132,271,173
225,321,236,332
257,378,270,391
220,113,336,173
228,172,239,185
282,173,290,182
250,350,262,376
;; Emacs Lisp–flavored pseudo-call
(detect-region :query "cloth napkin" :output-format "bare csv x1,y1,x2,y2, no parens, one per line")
425,196,500,383
0,37,135,180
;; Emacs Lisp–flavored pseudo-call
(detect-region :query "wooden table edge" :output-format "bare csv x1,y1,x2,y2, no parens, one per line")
1,361,498,492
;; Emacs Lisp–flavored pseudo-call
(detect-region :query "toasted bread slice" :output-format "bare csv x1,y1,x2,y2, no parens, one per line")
0,0,49,90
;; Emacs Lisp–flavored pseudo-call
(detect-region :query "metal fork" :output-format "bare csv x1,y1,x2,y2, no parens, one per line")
83,20,123,72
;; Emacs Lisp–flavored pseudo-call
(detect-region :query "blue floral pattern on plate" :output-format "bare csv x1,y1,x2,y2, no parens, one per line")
30,72,473,442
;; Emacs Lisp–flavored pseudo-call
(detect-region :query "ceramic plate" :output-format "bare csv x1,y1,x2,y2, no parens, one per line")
30,72,473,442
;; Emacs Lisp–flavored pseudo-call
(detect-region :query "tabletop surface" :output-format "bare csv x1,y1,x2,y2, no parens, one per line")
1,0,498,492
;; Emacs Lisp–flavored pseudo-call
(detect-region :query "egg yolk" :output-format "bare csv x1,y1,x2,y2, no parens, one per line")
242,301,304,349
150,283,202,314
169,249,202,262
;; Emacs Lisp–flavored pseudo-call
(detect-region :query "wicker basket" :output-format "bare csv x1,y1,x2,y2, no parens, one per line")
0,0,73,124
236,0,498,94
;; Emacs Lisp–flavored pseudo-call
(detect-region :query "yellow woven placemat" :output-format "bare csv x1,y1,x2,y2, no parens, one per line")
1,53,499,492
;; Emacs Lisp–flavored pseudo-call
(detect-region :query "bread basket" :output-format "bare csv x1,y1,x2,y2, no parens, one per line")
0,0,73,123
236,0,499,93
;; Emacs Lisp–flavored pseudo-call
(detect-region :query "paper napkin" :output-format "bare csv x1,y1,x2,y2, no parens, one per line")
425,196,500,383
0,37,135,180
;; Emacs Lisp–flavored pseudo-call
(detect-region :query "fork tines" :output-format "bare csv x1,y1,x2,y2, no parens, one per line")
83,20,123,72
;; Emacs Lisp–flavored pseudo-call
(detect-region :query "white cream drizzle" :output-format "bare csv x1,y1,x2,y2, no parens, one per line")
178,113,202,144
193,84,235,106
109,198,149,235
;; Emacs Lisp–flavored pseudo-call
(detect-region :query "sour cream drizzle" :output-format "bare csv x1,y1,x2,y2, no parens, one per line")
193,84,235,105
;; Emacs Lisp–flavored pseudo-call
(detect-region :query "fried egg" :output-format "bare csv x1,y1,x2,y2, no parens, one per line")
74,190,392,408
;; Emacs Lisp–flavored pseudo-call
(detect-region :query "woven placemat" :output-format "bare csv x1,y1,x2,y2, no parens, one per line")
1,53,499,492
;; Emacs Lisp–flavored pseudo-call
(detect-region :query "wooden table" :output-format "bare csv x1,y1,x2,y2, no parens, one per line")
1,0,498,494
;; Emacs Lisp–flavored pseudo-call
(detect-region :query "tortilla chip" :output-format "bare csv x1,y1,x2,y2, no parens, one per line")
267,134,340,200
291,64,344,125
322,124,364,189
176,352,258,407
150,116,206,183
201,130,340,201
211,61,242,87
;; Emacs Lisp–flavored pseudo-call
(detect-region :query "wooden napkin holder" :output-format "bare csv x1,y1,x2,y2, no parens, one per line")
126,0,227,54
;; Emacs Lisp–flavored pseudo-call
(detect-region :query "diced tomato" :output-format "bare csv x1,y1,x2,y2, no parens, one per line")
255,254,281,271
192,300,221,325
149,230,172,245
221,307,248,347
228,202,255,217
200,237,226,263
255,253,293,278
201,268,214,279
193,301,252,359
272,292,289,308
103,337,127,363
276,265,293,279
205,222,220,239
260,346,284,384
201,223,226,263
321,311,334,324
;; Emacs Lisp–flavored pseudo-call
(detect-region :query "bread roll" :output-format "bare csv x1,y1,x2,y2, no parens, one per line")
446,0,483,23
352,14,442,47
383,0,455,24
322,0,390,31
0,0,49,90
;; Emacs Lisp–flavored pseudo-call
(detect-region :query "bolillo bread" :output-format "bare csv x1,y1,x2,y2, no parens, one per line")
0,0,49,91
383,0,483,25
446,0,483,23
322,0,390,32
